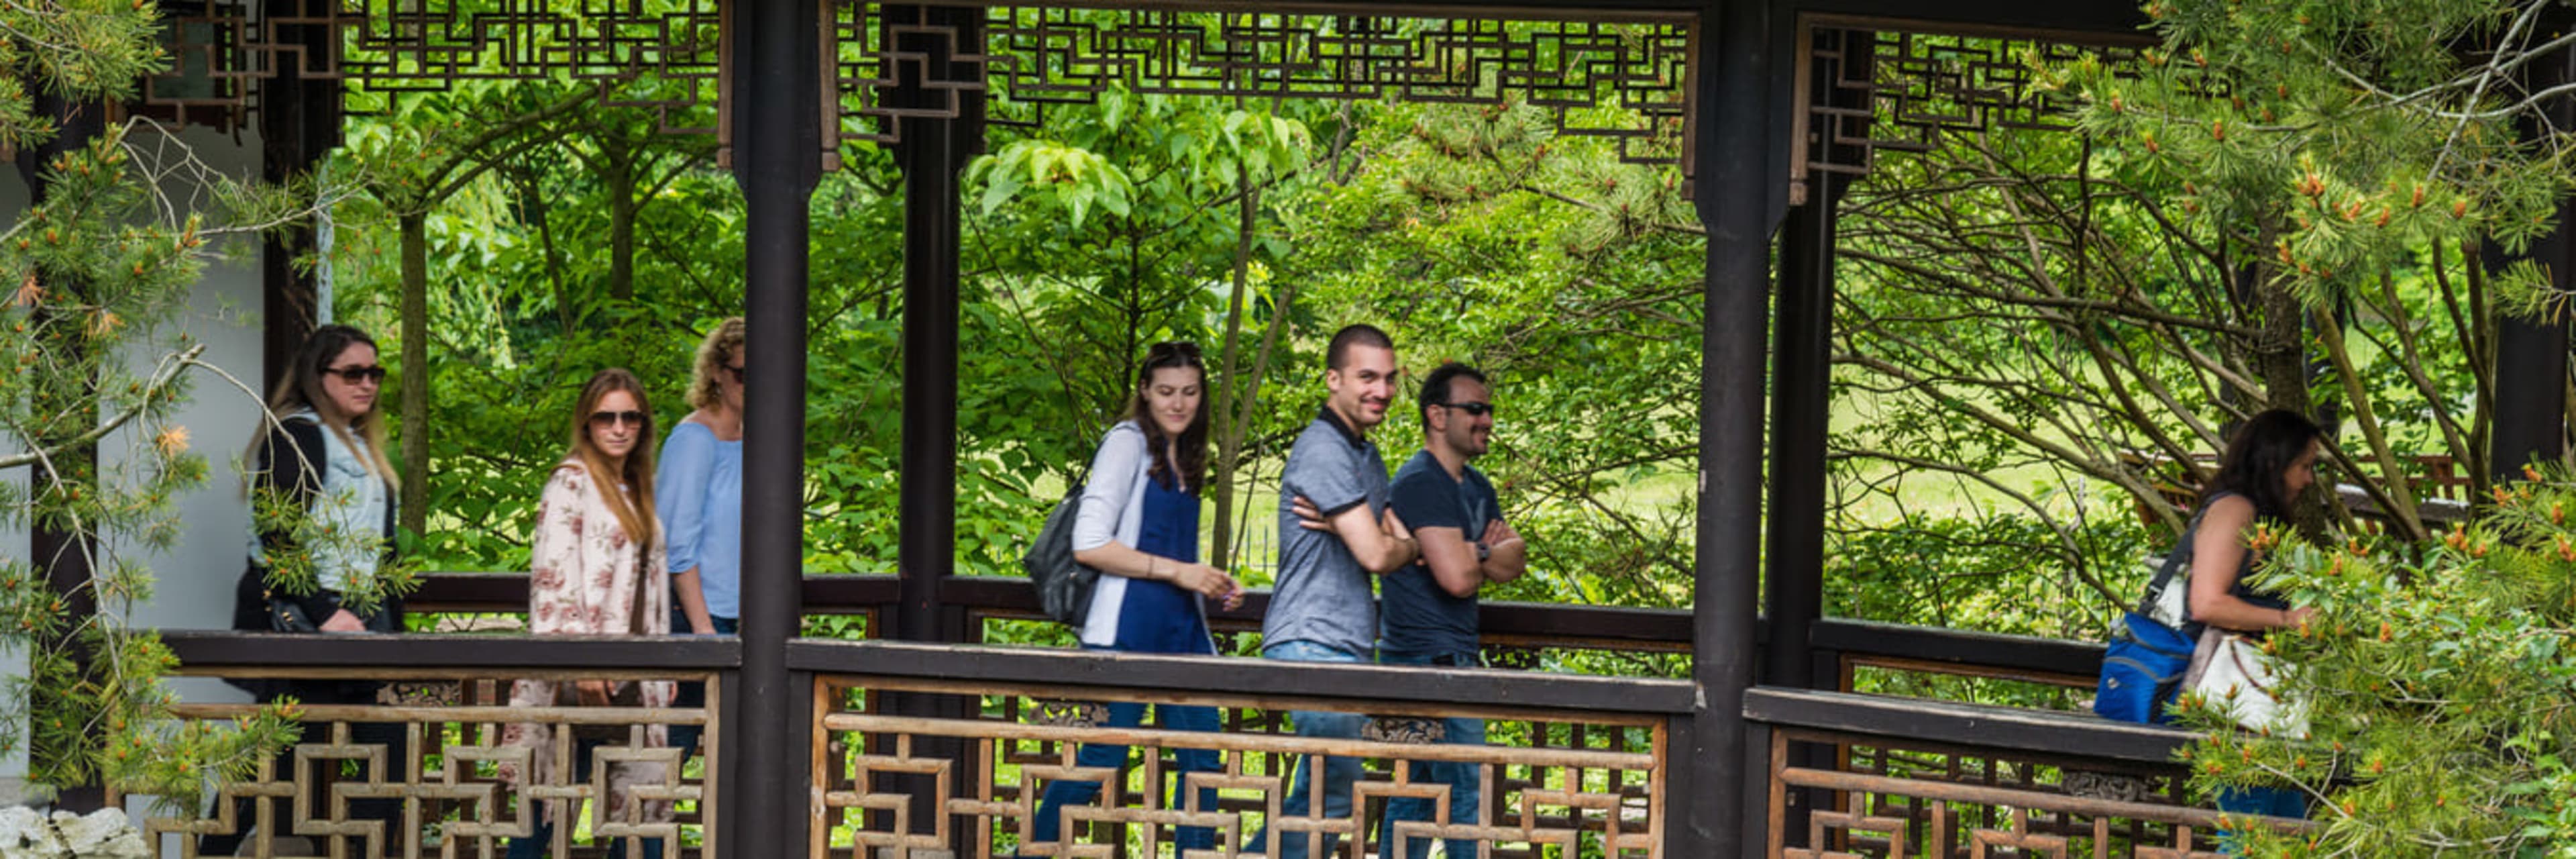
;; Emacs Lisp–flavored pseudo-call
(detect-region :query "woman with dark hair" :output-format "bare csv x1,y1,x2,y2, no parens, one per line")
234,323,403,635
498,368,675,859
2186,409,2323,637
1023,342,1245,854
206,323,407,856
2183,408,2324,821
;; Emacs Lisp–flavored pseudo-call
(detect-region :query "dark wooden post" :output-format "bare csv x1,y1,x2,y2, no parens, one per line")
1689,0,1778,854
892,3,979,650
1764,150,1836,693
256,0,340,391
887,5,984,848
729,0,821,853
2494,41,2575,482
13,93,107,813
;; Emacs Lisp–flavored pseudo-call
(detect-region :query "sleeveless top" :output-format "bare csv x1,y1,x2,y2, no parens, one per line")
1112,473,1214,654
2175,490,2290,640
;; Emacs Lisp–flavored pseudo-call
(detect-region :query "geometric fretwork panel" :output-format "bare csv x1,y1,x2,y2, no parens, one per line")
143,1,722,134
833,4,1693,167
1769,729,2286,858
814,678,1669,858
1795,19,2149,193
144,675,716,859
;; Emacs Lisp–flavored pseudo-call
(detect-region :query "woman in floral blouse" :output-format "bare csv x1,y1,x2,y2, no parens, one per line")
500,368,675,859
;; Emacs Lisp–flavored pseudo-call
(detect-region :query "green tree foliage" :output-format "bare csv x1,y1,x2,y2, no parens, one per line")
2182,473,2576,855
0,2,301,806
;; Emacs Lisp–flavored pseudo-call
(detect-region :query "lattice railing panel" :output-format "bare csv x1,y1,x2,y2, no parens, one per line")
1768,729,2301,858
813,677,1670,858
145,672,719,859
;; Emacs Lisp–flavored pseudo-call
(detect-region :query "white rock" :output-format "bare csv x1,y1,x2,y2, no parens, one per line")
0,806,66,859
78,828,147,859
50,810,125,854
0,806,42,847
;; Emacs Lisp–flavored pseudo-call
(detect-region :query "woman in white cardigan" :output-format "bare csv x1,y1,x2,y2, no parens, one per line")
1025,342,1242,854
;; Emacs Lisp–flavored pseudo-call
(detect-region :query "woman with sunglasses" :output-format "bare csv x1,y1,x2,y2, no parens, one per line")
1024,341,1245,854
499,368,675,859
656,319,743,769
205,324,407,856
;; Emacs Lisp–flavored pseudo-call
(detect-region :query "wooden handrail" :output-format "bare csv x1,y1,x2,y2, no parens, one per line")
788,638,1701,716
157,630,744,670
1743,686,2192,765
395,572,2116,685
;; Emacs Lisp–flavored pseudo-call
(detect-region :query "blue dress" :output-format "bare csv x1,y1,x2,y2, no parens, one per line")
1029,472,1222,851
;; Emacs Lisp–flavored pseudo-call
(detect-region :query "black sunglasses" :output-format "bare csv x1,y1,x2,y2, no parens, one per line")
588,409,649,429
1436,401,1495,417
325,364,388,385
722,363,745,384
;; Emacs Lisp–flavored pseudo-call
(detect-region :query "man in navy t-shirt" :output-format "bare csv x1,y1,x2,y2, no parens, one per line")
1377,361,1525,859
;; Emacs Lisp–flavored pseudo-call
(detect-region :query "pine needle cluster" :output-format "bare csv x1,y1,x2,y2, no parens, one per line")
2178,470,2576,856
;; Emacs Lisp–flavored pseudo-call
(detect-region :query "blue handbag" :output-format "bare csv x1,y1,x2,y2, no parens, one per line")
2097,609,2196,723
2095,527,2202,724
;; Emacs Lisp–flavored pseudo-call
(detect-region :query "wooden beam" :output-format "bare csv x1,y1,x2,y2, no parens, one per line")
785,640,1701,715
158,631,743,670
1742,687,2195,765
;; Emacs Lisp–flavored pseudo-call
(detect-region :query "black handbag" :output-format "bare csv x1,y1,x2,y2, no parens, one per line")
1021,487,1102,627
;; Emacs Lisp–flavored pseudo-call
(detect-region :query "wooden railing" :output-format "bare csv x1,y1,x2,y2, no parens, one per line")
163,578,2324,858
1747,688,2310,857
790,640,1694,858
156,634,737,858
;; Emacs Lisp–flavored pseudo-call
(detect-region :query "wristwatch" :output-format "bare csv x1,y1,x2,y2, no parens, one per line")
1474,542,1493,562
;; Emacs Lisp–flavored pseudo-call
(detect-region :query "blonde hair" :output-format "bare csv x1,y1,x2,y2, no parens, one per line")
686,317,747,413
568,368,659,550
256,324,399,491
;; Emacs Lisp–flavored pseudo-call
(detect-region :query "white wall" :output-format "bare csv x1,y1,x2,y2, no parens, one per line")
0,122,268,725
1,142,30,796
108,125,267,706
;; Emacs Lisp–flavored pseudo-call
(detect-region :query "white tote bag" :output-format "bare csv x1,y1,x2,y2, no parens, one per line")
2182,628,2310,738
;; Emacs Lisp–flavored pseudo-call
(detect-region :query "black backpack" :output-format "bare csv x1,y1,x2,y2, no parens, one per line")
1022,485,1102,626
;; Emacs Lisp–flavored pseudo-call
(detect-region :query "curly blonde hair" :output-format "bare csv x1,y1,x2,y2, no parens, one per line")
687,317,747,413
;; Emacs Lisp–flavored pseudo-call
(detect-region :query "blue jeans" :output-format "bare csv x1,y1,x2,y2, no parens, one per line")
1375,650,1485,859
1242,641,1369,859
665,612,737,773
1027,699,1222,851
504,736,667,859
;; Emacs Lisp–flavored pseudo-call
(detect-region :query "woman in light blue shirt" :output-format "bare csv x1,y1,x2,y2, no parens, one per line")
657,318,743,768
659,317,745,636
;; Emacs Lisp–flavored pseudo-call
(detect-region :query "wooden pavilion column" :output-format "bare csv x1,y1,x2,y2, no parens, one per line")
1689,0,1780,854
729,0,822,854
2493,38,2576,481
256,0,341,391
13,92,107,814
885,5,985,849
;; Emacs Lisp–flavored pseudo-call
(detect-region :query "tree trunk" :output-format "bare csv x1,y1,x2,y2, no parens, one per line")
1211,178,1258,568
398,210,430,538
606,152,637,303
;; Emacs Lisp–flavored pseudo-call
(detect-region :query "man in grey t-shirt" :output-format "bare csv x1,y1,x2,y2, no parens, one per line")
1245,323,1419,859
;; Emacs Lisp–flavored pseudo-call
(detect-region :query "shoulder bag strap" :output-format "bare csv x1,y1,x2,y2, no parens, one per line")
2136,504,2214,617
